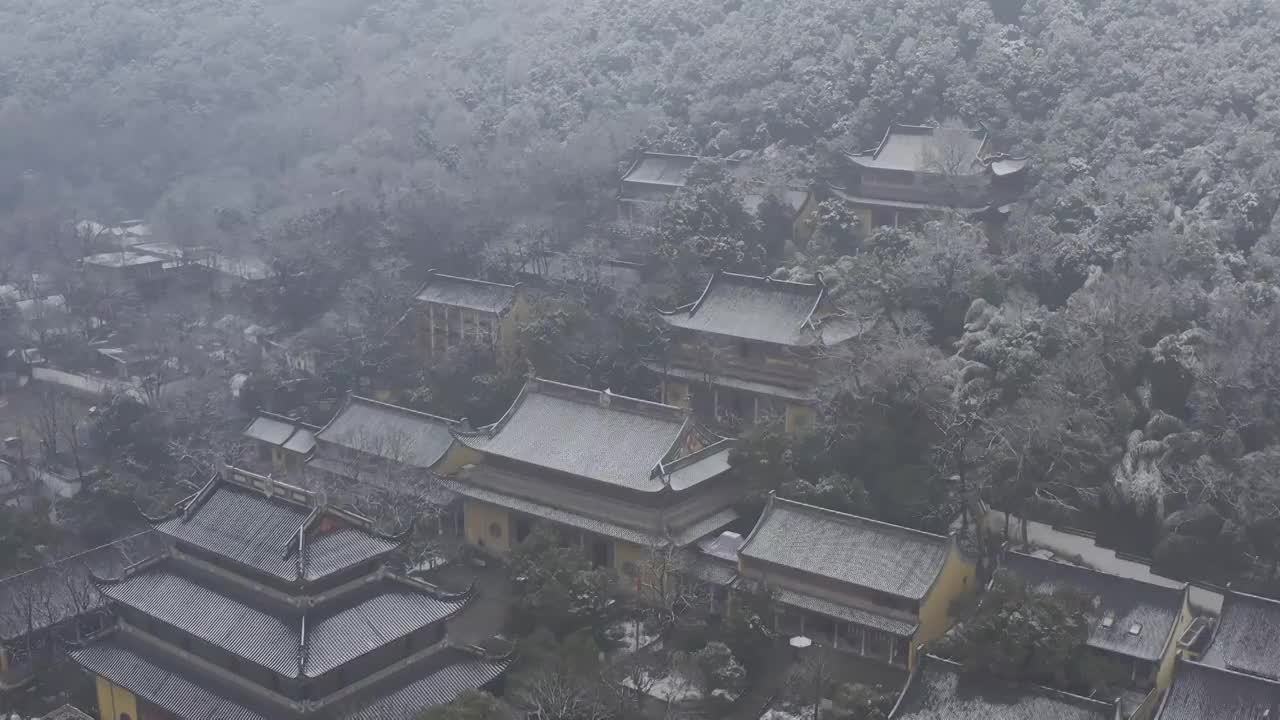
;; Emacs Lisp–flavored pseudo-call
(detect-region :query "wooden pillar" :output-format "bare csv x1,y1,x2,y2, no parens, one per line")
428,303,436,355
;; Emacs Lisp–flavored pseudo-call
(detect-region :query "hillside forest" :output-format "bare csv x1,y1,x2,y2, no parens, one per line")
3,0,1280,592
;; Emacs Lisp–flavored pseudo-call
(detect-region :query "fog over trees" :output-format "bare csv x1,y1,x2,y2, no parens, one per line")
3,0,1280,716
1,0,1278,584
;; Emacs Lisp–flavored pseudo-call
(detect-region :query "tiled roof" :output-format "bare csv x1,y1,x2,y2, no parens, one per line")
697,531,745,563
445,480,655,546
849,123,987,175
243,415,297,446
316,395,459,469
643,362,814,402
347,652,511,720
1001,551,1184,661
1200,590,1280,680
100,564,465,678
739,495,949,600
283,427,317,455
101,569,299,676
773,586,917,636
415,272,517,314
889,655,1114,720
156,481,399,582
0,531,163,641
621,153,698,187
1156,659,1280,720
305,590,464,676
72,639,269,720
660,271,858,347
456,379,731,492
690,555,738,587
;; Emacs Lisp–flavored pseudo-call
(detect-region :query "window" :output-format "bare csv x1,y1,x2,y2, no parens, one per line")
514,515,532,543
488,521,503,539
1101,613,1115,629
447,305,462,345
590,538,613,568
1128,623,1142,636
621,561,638,577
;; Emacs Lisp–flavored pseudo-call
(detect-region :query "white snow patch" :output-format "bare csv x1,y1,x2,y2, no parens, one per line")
609,619,661,654
760,707,807,720
622,671,703,702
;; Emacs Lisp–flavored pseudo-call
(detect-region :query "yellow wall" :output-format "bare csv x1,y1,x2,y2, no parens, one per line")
784,403,816,435
793,194,819,244
95,675,139,720
614,540,650,594
852,206,874,237
912,542,977,669
498,291,531,368
434,443,484,476
663,380,691,409
271,447,287,473
464,499,511,554
1157,589,1196,690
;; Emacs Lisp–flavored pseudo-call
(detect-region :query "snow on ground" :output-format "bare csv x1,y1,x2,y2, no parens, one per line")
609,618,661,653
759,706,807,720
621,671,703,703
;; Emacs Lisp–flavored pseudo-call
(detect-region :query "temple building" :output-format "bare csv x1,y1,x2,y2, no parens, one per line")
650,271,872,433
412,271,529,368
445,378,740,583
1000,551,1193,695
888,655,1120,720
71,469,508,720
830,120,1030,232
306,394,469,481
1197,588,1280,681
734,495,974,670
304,394,469,534
1154,658,1280,720
241,411,317,475
618,151,817,242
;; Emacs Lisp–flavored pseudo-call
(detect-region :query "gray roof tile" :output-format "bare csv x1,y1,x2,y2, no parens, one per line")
101,564,465,679
1001,551,1184,662
71,639,268,720
889,655,1114,720
773,586,917,636
1156,659,1280,720
457,379,731,491
739,496,949,600
415,273,516,314
306,590,463,677
444,480,656,545
242,415,296,446
621,153,698,187
850,123,987,175
348,653,511,720
101,570,300,676
661,272,859,347
157,483,399,582
316,395,458,469
1200,590,1280,680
